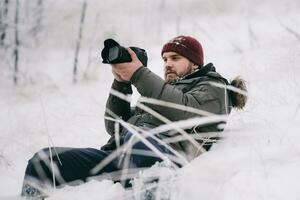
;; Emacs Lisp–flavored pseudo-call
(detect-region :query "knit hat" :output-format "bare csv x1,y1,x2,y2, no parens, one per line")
161,35,204,67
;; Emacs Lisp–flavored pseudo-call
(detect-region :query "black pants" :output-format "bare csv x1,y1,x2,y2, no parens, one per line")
21,131,179,196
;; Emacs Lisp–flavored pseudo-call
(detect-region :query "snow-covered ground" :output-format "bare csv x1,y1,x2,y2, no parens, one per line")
1,0,300,199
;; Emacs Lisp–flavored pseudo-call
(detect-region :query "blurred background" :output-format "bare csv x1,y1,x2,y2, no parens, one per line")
1,0,299,86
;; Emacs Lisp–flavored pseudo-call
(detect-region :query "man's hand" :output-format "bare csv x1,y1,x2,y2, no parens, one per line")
111,48,143,82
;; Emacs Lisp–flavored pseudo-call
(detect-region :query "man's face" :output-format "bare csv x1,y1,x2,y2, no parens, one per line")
162,52,197,83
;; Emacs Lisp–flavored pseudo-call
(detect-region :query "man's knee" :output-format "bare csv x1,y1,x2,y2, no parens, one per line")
124,131,159,152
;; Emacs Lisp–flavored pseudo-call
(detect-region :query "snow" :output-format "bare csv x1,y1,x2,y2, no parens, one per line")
1,0,300,199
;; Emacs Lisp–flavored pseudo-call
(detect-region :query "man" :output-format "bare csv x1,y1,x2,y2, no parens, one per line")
21,35,247,199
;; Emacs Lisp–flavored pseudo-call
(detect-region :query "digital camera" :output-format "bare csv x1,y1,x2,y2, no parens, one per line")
101,39,148,67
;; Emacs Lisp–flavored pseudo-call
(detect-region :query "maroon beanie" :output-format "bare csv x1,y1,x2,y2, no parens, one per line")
161,35,204,67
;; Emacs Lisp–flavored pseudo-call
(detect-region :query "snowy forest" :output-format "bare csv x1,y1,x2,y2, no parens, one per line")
1,0,300,199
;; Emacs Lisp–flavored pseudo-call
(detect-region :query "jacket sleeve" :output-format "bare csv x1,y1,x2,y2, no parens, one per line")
104,79,133,136
130,67,224,121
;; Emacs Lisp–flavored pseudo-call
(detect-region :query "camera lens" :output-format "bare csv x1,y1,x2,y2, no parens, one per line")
108,46,120,62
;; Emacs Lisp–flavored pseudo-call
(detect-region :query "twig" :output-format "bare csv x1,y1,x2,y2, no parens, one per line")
278,19,300,41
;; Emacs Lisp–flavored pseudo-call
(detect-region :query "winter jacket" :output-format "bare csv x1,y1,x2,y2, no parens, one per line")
102,63,232,159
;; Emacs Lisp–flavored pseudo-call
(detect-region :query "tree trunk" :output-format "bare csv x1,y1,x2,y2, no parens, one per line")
73,0,87,83
14,0,20,85
31,0,43,44
0,0,10,47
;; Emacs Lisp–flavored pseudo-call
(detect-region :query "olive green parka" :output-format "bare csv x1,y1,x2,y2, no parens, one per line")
102,63,232,160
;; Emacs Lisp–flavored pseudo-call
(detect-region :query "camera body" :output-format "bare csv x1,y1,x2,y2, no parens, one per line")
101,39,148,67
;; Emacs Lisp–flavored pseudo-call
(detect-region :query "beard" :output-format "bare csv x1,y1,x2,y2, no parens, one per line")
164,63,194,83
165,71,178,83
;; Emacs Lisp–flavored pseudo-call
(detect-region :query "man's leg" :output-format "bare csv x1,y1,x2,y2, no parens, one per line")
21,147,119,198
122,132,180,168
